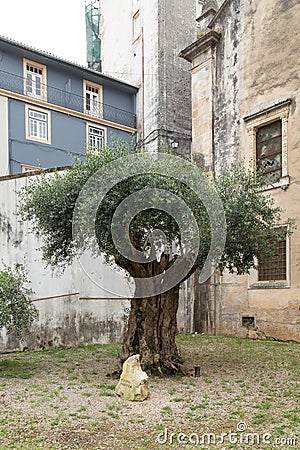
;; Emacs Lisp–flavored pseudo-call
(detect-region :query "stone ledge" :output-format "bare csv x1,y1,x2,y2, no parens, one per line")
260,175,290,192
179,30,221,62
0,165,72,182
248,282,290,290
243,99,292,122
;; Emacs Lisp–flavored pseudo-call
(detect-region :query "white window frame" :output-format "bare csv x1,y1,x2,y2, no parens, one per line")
23,59,47,101
245,100,291,191
25,105,51,144
86,123,106,154
248,224,290,289
83,80,103,118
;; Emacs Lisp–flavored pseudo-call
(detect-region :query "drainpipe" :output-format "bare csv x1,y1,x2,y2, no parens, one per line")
141,26,145,145
212,44,217,336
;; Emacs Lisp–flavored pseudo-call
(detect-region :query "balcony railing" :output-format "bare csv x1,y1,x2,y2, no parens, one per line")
0,69,136,129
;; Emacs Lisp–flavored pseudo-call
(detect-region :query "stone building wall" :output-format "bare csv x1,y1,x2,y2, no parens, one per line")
181,0,300,341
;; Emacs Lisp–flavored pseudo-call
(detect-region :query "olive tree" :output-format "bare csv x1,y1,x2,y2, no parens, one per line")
18,141,284,374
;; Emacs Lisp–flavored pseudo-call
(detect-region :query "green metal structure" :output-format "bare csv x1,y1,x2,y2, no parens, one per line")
85,0,101,72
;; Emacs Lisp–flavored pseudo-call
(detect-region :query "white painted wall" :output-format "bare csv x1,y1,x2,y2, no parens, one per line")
100,0,159,150
0,173,132,351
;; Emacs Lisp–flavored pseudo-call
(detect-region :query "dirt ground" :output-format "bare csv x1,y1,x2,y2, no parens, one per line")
0,334,299,449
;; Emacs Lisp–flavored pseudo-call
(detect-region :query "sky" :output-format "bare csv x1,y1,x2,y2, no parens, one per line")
0,0,87,65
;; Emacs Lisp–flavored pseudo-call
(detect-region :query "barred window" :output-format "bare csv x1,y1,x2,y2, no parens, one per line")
258,229,287,281
256,120,282,184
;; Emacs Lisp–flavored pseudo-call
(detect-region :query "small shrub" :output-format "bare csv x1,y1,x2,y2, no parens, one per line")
0,265,38,337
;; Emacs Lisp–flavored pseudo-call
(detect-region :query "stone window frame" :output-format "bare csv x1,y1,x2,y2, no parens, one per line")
248,224,290,290
244,100,291,191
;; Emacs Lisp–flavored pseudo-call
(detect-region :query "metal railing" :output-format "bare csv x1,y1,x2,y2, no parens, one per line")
0,69,136,128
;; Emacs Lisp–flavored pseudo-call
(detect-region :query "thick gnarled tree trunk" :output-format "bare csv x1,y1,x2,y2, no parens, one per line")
121,286,185,375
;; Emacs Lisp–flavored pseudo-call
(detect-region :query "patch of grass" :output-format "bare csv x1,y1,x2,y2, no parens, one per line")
190,404,206,411
128,417,145,424
77,406,87,412
282,412,299,425
82,391,92,397
50,417,60,427
107,411,119,419
107,403,121,412
0,360,36,379
96,383,116,397
160,406,173,416
254,401,271,410
203,377,213,384
252,413,268,425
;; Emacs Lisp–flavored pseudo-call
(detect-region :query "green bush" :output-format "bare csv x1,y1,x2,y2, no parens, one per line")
0,265,38,337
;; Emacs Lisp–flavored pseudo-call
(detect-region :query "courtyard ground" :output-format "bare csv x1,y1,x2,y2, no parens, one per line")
0,334,299,449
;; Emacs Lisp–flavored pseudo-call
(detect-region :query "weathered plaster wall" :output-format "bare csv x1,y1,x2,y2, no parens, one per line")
213,0,241,175
214,0,300,341
186,0,300,341
100,0,159,149
189,37,217,171
0,173,132,351
99,0,196,154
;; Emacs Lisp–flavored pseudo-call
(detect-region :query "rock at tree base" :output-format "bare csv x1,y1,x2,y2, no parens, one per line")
115,354,149,401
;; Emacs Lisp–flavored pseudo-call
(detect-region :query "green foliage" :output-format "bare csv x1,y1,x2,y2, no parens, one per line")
18,140,130,267
215,164,285,274
18,140,285,280
0,265,38,337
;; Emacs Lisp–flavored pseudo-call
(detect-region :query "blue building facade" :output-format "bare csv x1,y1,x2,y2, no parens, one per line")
0,36,137,175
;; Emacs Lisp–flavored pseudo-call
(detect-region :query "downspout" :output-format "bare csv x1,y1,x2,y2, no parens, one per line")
211,42,218,336
141,26,145,145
